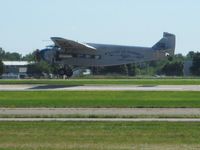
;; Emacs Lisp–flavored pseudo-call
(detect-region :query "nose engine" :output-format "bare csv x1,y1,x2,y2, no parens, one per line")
34,46,73,77
35,47,57,64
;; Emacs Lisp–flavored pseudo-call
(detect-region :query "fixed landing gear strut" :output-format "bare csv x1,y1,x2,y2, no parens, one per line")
58,67,73,78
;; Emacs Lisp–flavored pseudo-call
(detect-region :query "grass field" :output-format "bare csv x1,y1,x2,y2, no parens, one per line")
1,78,200,85
1,114,200,118
0,122,200,150
0,91,200,108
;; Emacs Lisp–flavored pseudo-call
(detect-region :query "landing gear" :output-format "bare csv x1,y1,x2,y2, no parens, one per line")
58,67,73,78
65,68,73,77
58,68,66,76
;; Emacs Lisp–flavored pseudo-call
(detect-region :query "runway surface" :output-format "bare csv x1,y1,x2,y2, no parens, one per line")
1,118,200,122
1,108,200,116
1,84,200,91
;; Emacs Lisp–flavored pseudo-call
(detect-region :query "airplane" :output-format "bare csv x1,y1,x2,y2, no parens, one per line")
36,32,175,77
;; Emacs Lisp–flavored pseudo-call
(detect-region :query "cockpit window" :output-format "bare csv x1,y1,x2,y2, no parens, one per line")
46,45,60,50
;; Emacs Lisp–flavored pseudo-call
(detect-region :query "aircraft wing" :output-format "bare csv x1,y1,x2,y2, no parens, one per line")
51,37,96,51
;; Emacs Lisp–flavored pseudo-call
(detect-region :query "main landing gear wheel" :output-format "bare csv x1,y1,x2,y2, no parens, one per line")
58,68,66,76
65,68,73,77
58,68,73,78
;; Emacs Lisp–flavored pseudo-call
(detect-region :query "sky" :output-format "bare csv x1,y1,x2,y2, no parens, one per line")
0,0,200,56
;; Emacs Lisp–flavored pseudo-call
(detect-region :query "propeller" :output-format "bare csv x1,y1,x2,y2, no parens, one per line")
34,49,41,62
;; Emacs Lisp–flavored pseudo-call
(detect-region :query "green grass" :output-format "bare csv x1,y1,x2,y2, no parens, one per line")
1,78,200,85
1,114,200,118
1,91,200,108
0,122,200,150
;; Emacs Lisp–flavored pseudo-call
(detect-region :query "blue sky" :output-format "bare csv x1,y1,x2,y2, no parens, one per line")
0,0,200,55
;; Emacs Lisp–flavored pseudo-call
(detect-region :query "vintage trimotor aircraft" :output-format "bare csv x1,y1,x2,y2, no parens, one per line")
35,32,175,77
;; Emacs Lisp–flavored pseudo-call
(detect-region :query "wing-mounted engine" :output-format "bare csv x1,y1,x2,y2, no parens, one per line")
36,45,59,64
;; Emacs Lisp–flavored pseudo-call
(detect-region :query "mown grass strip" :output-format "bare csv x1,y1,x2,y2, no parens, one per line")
1,114,200,118
0,122,200,150
0,91,200,108
1,78,200,85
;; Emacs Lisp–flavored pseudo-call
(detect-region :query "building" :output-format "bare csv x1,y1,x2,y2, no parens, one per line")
2,61,32,79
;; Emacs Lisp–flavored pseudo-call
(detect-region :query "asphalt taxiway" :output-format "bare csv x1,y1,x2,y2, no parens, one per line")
1,84,200,91
1,108,200,116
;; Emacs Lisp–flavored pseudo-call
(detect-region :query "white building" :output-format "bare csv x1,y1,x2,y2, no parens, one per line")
2,61,32,79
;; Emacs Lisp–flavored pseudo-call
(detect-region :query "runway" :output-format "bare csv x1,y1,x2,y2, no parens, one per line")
1,84,200,91
1,108,200,116
1,118,200,122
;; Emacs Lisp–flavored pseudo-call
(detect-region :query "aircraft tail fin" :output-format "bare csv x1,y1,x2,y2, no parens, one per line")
152,32,176,56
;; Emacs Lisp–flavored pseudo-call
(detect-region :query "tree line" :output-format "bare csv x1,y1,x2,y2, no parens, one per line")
1,47,200,77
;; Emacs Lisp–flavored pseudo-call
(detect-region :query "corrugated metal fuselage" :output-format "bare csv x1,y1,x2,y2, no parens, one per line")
55,43,165,67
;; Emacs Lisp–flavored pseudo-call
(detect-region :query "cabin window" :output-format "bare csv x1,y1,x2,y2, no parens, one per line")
95,55,101,59
85,55,91,58
68,54,101,59
78,54,85,58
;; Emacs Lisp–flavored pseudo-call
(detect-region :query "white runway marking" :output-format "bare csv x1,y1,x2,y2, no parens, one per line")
1,84,200,91
0,118,200,122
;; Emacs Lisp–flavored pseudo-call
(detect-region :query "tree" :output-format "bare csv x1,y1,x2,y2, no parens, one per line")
27,61,52,78
186,51,195,60
22,52,35,61
0,60,3,75
98,65,128,75
190,52,200,76
127,64,136,76
0,48,22,61
161,61,183,76
0,48,5,60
